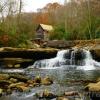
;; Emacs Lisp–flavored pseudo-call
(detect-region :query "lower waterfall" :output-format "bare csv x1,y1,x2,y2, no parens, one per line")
28,49,100,70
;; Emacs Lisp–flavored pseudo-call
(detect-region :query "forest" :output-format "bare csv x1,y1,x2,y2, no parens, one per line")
0,0,100,47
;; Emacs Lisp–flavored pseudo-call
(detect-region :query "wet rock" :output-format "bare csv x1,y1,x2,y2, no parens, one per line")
64,91,79,96
42,76,53,85
0,74,9,80
56,97,69,100
14,64,20,68
27,80,34,84
88,92,100,100
10,78,17,83
84,81,100,100
0,80,11,88
0,47,58,60
7,64,13,68
0,74,54,97
0,88,3,97
16,86,30,92
85,81,100,92
8,82,30,92
44,40,75,48
90,45,100,62
34,76,41,84
9,74,29,82
6,89,12,95
8,82,27,89
97,78,100,82
74,49,85,60
36,89,57,99
27,80,40,87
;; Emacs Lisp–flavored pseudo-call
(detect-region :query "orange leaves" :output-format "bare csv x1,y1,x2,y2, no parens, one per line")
0,34,10,46
35,2,62,25
35,13,49,24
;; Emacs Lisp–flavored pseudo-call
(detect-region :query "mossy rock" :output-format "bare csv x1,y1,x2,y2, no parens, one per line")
9,74,29,82
0,74,9,80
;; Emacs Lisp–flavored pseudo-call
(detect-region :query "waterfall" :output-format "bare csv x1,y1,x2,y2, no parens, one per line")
28,49,100,70
70,50,75,65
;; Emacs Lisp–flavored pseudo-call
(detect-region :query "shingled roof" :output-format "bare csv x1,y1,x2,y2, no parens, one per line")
40,24,53,31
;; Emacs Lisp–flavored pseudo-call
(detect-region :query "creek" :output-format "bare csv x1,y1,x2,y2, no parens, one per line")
0,49,100,100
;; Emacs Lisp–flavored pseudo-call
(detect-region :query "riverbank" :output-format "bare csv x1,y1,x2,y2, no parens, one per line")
0,47,58,68
0,39,100,68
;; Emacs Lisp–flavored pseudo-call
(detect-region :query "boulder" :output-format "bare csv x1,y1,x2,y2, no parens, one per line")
43,40,75,49
27,80,40,87
64,91,79,96
0,80,11,86
42,76,53,85
9,74,29,82
85,81,100,92
0,74,9,80
8,82,26,89
6,89,12,95
10,78,17,83
34,76,41,84
14,64,20,68
8,82,29,92
0,88,3,97
56,97,69,100
0,47,58,60
35,89,57,99
16,86,30,92
85,81,100,100
90,45,100,62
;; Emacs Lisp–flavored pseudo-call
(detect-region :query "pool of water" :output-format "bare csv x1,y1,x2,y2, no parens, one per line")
0,68,100,100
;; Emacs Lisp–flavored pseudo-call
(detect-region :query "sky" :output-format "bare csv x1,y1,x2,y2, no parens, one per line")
23,0,64,12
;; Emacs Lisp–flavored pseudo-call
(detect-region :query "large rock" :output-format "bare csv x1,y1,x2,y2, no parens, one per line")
43,40,75,49
85,81,100,92
0,74,9,80
0,47,58,60
35,89,57,99
56,97,69,100
42,76,53,85
90,45,100,62
64,91,79,96
9,74,29,82
9,82,29,92
0,88,3,96
85,80,100,100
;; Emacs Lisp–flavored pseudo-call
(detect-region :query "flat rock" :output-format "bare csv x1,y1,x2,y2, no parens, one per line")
85,81,100,92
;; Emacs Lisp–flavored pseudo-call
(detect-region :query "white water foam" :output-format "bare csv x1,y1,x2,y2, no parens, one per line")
28,49,100,70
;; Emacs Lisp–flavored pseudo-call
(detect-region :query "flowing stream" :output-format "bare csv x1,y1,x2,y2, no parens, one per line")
0,49,100,100
29,49,100,70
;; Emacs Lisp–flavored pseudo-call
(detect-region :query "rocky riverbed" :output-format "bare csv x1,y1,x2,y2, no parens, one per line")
0,73,89,100
0,72,71,100
0,69,100,100
0,39,100,100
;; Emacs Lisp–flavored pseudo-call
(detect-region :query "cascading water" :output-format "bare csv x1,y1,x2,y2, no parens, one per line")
28,49,100,70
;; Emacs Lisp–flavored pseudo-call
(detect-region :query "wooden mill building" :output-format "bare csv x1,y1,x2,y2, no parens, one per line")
36,24,53,40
